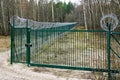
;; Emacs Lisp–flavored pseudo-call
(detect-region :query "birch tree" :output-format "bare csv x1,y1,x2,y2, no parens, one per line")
1,0,6,35
51,0,55,22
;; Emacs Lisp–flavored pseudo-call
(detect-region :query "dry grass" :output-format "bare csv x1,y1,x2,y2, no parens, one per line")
32,67,93,79
0,36,10,52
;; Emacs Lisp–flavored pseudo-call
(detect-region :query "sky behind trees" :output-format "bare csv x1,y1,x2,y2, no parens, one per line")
60,0,81,4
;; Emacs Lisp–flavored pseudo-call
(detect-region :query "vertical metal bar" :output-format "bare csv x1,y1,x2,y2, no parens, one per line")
35,30,37,53
107,22,111,80
26,20,31,66
10,18,15,64
20,29,22,60
42,30,44,44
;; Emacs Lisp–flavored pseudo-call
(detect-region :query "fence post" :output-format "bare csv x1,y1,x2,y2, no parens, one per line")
10,18,15,64
35,30,38,52
26,20,31,66
107,22,111,80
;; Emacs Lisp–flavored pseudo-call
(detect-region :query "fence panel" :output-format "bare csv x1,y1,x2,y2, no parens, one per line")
30,30,112,72
110,33,120,71
12,28,27,63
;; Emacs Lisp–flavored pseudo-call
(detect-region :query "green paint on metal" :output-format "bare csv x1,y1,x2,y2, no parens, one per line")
10,25,14,64
10,18,15,64
112,32,120,34
10,20,120,79
42,30,44,44
30,63,119,73
34,29,106,32
26,20,31,66
107,22,111,80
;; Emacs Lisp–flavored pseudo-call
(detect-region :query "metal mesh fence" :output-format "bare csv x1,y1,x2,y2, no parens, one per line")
10,16,76,29
10,16,120,79
30,30,108,70
110,33,120,70
11,16,77,63
13,28,27,63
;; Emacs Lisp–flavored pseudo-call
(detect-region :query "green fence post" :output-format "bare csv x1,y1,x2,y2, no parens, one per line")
107,22,111,80
42,30,44,44
10,18,15,64
35,30,38,50
26,20,31,66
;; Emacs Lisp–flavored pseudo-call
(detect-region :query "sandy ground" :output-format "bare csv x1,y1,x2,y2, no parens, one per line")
0,50,93,80
0,36,93,80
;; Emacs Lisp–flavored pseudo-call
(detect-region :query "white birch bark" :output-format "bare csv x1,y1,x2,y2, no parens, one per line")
82,0,89,39
51,0,54,22
20,0,23,17
1,0,6,34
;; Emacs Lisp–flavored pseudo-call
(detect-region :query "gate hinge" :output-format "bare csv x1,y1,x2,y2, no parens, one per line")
25,43,32,47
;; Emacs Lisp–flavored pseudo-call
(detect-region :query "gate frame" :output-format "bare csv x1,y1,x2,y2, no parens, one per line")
10,23,120,80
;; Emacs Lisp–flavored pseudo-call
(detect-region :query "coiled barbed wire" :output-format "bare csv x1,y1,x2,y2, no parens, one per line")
100,14,118,31
10,16,76,30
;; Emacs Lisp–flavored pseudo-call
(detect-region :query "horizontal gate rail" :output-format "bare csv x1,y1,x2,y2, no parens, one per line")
35,29,106,32
30,63,119,73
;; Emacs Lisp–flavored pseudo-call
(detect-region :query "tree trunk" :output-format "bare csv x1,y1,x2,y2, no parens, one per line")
82,0,88,39
51,0,54,22
1,0,7,35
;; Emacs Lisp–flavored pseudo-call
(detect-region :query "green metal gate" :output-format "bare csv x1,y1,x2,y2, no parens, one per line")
10,19,120,80
11,27,27,63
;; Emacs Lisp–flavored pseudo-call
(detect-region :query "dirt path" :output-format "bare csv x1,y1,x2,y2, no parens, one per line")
0,51,93,80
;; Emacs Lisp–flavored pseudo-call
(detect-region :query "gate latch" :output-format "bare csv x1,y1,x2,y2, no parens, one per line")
25,43,32,47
